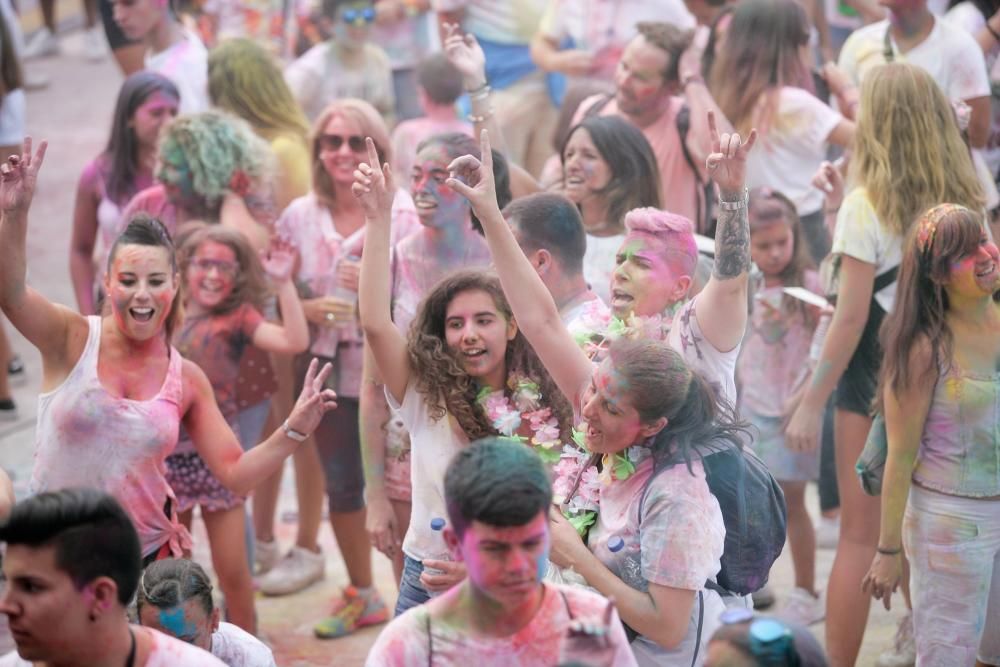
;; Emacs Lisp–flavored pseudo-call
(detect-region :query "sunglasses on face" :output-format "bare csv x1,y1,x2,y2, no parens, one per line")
191,258,237,277
319,133,366,153
341,7,375,25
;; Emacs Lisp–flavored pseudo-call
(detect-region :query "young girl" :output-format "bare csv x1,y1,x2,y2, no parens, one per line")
166,224,308,634
736,188,824,625
354,138,574,616
71,71,180,315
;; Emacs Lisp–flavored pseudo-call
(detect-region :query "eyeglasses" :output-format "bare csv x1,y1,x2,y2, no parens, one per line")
341,7,375,25
191,258,237,277
319,133,365,153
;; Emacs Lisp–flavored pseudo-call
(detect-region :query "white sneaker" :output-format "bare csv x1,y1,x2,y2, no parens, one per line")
816,515,840,550
254,538,281,575
23,28,59,60
776,587,825,626
752,583,776,610
258,545,325,596
83,26,106,62
875,611,916,667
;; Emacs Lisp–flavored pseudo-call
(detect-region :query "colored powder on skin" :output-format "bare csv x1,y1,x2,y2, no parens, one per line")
159,606,197,639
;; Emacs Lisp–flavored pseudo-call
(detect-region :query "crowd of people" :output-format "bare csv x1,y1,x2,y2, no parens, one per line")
0,0,999,665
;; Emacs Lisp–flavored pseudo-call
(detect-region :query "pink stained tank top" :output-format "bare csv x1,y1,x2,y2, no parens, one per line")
31,316,192,558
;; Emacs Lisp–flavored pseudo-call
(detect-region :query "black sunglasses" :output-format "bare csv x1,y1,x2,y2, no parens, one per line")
319,133,365,153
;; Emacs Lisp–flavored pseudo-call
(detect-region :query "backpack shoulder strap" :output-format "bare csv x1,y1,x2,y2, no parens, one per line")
873,264,899,293
583,93,615,119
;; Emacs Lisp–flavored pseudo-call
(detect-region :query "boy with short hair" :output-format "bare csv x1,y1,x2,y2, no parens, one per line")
366,438,637,667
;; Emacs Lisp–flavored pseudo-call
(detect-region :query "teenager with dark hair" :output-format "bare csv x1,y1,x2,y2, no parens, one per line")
366,438,636,666
0,489,225,666
136,559,276,666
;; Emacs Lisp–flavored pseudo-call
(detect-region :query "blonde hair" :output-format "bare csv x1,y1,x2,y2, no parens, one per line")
851,63,984,235
310,99,392,207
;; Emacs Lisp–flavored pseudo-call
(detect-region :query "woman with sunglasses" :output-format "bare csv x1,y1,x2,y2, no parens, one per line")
271,99,419,637
284,0,395,124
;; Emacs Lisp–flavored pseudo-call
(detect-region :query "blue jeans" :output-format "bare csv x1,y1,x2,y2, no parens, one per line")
395,555,431,617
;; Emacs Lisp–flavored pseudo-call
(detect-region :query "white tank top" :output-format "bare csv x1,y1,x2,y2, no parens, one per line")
31,316,192,558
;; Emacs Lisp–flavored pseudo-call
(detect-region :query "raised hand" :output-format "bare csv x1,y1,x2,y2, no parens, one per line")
260,235,297,283
812,158,846,212
0,137,48,214
286,358,338,436
442,23,486,89
351,137,394,223
445,129,497,215
705,110,757,197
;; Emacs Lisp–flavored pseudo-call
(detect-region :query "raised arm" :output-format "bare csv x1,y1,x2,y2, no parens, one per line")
185,357,337,494
691,112,757,353
354,138,411,403
69,165,101,315
253,237,309,354
446,131,593,405
0,139,87,371
442,23,510,158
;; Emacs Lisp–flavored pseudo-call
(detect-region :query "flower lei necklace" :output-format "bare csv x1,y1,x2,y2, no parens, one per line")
476,374,564,464
570,299,683,360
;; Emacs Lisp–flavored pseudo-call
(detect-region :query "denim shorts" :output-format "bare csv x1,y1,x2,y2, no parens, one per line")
395,555,431,617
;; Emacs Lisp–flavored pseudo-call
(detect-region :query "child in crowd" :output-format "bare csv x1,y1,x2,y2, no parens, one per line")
390,53,471,181
166,224,308,634
112,0,210,113
137,558,277,666
736,188,824,626
284,0,395,124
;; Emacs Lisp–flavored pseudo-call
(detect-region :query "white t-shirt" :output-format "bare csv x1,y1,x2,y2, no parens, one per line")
284,41,395,122
831,188,901,313
389,383,470,562
838,17,990,103
145,29,210,114
211,622,276,667
668,297,740,409
583,232,625,305
365,583,638,667
745,87,843,216
0,628,226,667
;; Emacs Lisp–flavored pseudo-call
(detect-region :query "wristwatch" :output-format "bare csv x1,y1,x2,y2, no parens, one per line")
282,419,308,442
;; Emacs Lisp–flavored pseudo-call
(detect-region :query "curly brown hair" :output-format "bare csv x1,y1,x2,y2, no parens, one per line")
407,270,575,442
175,222,271,314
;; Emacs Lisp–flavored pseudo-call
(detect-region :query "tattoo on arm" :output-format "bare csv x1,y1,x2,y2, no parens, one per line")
712,206,750,280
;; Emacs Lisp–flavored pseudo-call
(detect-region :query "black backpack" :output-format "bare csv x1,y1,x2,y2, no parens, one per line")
642,440,788,597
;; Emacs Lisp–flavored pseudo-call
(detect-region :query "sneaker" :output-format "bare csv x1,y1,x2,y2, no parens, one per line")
254,538,281,575
23,28,60,60
0,398,18,422
875,612,916,667
816,515,840,550
752,583,776,610
314,586,389,639
776,587,824,626
82,25,106,62
258,545,324,596
22,70,50,91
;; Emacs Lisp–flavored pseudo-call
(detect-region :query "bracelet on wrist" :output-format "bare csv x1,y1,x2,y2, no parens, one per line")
876,545,902,555
468,107,495,124
717,187,748,211
465,81,489,96
281,419,308,442
469,87,492,103
681,73,704,89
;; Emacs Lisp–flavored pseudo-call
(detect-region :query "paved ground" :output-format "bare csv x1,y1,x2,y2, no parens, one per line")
0,25,908,666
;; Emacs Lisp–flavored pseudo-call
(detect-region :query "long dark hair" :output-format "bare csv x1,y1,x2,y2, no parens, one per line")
104,72,180,206
878,204,1000,405
561,116,662,232
0,9,23,102
607,339,749,472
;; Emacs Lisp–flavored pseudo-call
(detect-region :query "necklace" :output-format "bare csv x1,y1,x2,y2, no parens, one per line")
476,375,564,464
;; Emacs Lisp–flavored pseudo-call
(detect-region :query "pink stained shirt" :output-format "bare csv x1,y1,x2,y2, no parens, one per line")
30,316,192,559
0,627,227,667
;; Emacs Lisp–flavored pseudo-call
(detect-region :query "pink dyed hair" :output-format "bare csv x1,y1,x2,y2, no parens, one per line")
624,207,698,277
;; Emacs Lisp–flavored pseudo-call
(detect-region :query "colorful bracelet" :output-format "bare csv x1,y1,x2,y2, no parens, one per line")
876,545,902,555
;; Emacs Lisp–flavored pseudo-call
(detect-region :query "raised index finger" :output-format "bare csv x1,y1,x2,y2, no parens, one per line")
707,110,719,144
33,140,48,171
365,137,380,174
479,129,493,170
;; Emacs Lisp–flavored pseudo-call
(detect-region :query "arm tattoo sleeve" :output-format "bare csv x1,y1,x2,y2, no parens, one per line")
713,205,750,280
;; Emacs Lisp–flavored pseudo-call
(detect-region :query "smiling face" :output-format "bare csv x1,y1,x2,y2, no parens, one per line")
447,512,549,613
0,545,91,663
319,114,367,187
750,220,794,280
112,0,167,41
104,244,178,341
614,35,672,118
131,91,179,148
443,289,516,390
610,234,691,318
411,143,470,229
944,233,1000,299
138,598,216,651
580,359,664,453
562,128,611,205
185,240,238,311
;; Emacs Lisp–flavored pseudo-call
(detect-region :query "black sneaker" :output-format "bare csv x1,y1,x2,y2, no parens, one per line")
7,356,25,386
0,398,17,422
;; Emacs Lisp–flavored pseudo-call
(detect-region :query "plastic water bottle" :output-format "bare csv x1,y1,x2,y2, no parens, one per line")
607,536,625,553
423,517,451,594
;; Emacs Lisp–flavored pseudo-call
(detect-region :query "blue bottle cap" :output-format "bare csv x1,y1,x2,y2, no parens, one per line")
749,618,788,644
607,536,625,553
430,517,446,531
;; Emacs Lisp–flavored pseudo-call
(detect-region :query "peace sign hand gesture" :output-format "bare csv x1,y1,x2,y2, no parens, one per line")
285,358,338,437
351,137,394,224
445,129,497,217
1,137,48,214
705,110,757,197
